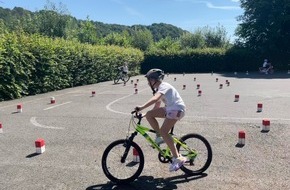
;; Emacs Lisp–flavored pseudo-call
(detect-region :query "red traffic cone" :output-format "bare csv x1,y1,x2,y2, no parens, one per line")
234,95,239,102
0,123,3,133
257,103,263,112
262,119,270,132
50,97,55,104
238,131,245,145
133,148,140,162
17,104,22,113
35,138,45,154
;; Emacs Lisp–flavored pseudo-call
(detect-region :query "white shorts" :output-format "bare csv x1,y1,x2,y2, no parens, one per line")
164,108,185,120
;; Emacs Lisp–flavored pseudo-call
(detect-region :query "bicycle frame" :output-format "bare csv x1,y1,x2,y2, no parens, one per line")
127,114,197,161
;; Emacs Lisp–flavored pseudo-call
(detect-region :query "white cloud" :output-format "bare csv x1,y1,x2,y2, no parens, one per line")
205,1,240,10
175,0,241,10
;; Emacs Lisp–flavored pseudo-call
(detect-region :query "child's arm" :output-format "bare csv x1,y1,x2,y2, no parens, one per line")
152,101,161,110
136,92,163,111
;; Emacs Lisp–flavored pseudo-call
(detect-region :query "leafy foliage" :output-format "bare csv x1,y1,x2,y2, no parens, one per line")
236,0,290,62
0,31,143,100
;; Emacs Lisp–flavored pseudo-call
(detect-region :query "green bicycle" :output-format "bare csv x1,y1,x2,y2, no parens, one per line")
101,111,213,184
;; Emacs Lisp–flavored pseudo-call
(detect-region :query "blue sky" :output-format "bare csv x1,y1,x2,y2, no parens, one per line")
0,0,243,41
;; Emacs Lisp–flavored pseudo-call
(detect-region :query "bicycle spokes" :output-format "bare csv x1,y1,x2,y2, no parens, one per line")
102,140,144,183
176,133,212,175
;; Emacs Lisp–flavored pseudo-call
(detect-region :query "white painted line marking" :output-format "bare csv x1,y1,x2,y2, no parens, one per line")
106,88,290,122
30,117,64,130
106,94,133,115
43,101,72,111
0,90,80,110
98,91,112,94
106,88,148,115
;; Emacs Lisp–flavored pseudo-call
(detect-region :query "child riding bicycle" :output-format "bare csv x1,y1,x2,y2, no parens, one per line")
118,62,129,76
134,68,187,172
259,59,274,74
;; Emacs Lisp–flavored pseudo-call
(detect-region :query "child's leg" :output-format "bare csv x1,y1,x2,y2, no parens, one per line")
145,108,166,134
160,118,179,158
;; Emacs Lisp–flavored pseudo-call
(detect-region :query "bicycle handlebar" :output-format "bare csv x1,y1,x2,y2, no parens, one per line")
131,110,143,123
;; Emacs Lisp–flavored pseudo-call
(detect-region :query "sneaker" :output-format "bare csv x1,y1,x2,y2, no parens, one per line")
169,156,187,172
155,136,164,145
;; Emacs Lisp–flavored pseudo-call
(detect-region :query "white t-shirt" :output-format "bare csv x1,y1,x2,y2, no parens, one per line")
263,61,267,67
157,82,186,111
123,66,128,72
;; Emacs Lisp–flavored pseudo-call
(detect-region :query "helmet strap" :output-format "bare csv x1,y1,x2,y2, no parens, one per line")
149,79,157,95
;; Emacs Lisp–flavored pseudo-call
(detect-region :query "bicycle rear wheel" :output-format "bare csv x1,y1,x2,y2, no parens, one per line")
101,139,144,184
122,74,130,83
176,133,212,175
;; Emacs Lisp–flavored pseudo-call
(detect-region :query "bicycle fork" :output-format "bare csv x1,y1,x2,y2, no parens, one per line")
120,132,138,163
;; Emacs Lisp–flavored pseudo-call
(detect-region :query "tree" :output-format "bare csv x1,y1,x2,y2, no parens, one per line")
131,28,153,51
101,31,130,47
77,16,98,44
150,37,181,52
179,31,205,49
202,25,230,48
236,0,290,56
36,1,70,38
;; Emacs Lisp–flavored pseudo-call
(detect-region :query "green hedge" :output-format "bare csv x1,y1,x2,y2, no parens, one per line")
142,48,226,73
0,32,144,100
142,47,287,74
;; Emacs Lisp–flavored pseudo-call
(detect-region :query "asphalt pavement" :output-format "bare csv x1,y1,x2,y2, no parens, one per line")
0,72,290,190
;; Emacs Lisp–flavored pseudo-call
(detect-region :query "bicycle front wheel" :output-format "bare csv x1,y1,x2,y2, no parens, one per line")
122,74,130,83
176,133,212,175
101,139,144,184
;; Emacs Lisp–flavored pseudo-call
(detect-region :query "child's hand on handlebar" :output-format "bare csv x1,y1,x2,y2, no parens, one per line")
134,106,142,112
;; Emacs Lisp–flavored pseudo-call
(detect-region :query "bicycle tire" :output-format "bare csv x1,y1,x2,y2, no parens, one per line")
176,133,212,175
101,139,144,184
122,74,130,83
113,75,120,84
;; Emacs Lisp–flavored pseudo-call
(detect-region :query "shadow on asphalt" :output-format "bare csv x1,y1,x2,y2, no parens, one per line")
86,173,207,190
26,153,41,158
218,72,290,79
